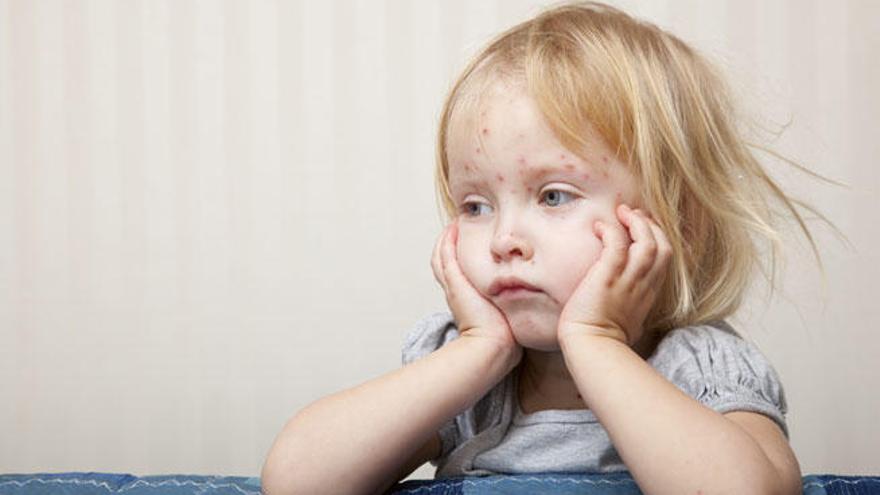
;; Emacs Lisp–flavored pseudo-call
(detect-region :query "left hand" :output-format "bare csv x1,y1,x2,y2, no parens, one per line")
557,203,673,347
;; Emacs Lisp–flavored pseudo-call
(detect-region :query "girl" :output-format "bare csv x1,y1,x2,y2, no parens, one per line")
263,2,834,494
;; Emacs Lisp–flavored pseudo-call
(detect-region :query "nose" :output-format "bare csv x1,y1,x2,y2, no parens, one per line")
490,216,534,262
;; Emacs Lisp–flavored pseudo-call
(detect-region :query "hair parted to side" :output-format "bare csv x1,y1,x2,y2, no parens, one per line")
434,1,845,335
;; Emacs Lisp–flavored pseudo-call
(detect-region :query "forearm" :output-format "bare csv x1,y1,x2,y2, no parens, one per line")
561,334,783,495
261,335,519,495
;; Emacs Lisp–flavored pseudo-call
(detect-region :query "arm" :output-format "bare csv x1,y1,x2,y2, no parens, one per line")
557,205,799,494
260,334,519,495
561,334,799,495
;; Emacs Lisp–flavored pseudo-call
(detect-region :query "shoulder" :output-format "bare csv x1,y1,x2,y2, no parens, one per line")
650,320,790,438
651,320,751,363
401,311,460,365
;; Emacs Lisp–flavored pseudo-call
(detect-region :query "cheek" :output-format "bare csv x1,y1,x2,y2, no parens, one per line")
550,221,603,300
455,227,488,285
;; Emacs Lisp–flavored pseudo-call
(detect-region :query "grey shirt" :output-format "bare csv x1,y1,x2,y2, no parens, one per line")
401,311,789,478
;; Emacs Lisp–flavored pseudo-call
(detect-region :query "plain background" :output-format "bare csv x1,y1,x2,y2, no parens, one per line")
1,0,878,481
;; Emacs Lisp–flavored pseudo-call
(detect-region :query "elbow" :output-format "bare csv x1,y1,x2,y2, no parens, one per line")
260,436,352,495
771,463,804,495
260,457,296,495
261,458,322,495
260,429,311,495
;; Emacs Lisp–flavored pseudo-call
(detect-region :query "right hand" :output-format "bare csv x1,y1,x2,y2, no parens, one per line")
431,221,522,363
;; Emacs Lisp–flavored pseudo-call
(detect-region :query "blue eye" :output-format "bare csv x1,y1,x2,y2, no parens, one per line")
540,189,576,207
462,201,493,217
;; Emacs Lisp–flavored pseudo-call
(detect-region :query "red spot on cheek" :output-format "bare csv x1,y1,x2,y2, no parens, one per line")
517,155,527,165
560,154,566,160
602,155,609,164
496,174,504,183
475,147,481,154
615,192,622,201
482,127,490,136
464,162,473,172
582,173,591,181
603,171,610,179
564,163,575,171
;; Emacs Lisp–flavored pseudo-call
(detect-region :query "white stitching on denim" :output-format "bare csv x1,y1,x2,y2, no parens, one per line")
0,477,262,495
461,476,637,486
395,476,639,493
802,477,880,489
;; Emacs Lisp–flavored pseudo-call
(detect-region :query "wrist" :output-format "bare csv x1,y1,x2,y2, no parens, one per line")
558,324,629,353
459,334,522,374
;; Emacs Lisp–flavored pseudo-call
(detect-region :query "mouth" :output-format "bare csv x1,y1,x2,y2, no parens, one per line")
489,277,543,297
494,287,544,301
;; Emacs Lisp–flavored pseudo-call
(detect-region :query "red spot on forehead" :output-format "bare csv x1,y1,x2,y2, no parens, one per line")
475,147,481,154
464,162,473,172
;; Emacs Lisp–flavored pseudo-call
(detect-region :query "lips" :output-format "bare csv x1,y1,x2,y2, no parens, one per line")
488,276,542,296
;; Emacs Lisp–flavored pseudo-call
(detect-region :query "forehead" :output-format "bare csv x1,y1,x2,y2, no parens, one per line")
448,87,560,167
445,84,612,179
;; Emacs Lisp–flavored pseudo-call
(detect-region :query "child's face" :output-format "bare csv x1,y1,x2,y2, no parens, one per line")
445,82,643,351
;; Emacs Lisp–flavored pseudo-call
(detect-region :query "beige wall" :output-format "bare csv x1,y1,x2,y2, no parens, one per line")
1,0,877,479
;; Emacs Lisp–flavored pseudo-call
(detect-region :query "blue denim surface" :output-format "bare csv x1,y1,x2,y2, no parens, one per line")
0,473,262,495
387,473,880,495
1,472,879,494
387,472,642,494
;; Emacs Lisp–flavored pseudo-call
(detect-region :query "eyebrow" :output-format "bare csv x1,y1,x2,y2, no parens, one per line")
449,162,593,194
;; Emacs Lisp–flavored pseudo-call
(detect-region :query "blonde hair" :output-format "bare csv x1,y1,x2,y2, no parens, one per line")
434,1,845,335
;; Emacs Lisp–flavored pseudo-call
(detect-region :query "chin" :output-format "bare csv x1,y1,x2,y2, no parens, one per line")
505,309,561,352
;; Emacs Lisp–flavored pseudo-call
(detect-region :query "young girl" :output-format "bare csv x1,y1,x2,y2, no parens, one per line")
263,2,830,494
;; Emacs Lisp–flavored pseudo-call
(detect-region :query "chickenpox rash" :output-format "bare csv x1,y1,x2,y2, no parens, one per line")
602,155,609,164
517,156,527,165
475,147,481,154
582,173,591,181
603,171,610,179
482,128,490,136
496,174,505,183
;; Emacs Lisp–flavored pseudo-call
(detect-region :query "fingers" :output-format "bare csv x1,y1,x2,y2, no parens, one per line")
439,222,470,302
592,217,630,283
643,218,673,285
617,204,672,287
431,224,450,292
618,204,657,281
